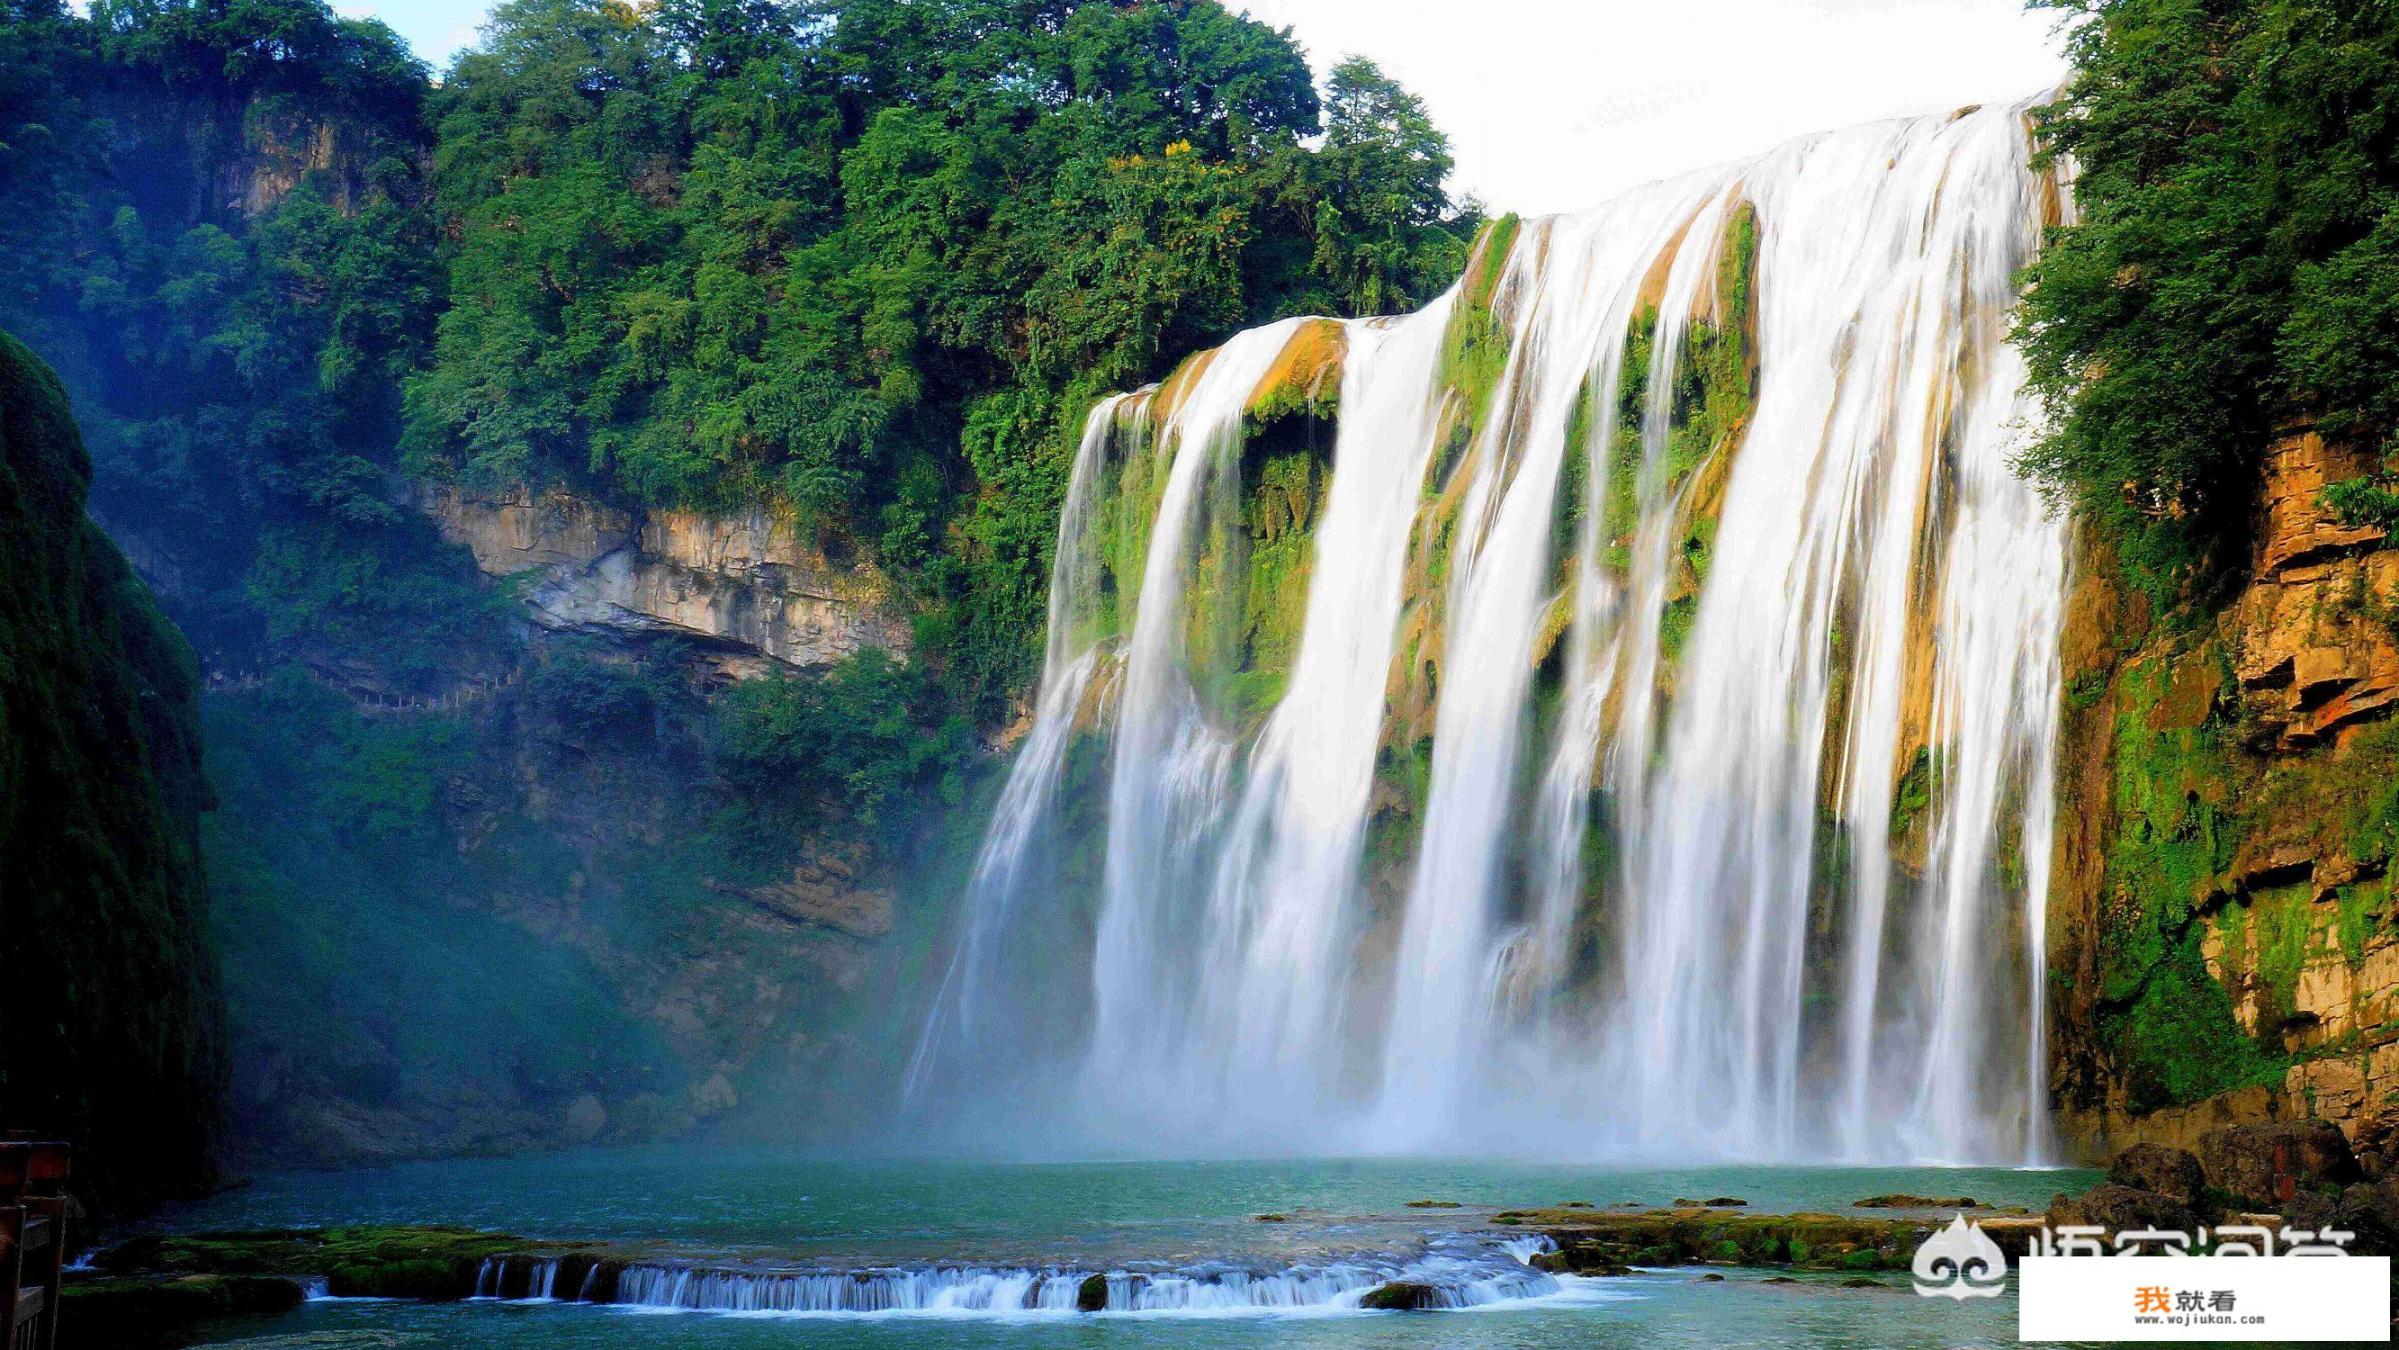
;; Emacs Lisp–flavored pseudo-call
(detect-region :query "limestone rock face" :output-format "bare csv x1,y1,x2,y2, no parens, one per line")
2045,1184,2201,1238
422,484,910,671
2195,1121,2361,1209
2230,430,2399,749
2107,1143,2208,1207
705,846,895,940
2053,424,2399,1160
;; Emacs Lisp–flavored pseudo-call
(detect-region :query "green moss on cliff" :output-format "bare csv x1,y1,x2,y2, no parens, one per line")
2113,931,2273,1114
0,329,224,1214
2098,656,2240,1001
1430,213,1522,490
2081,647,2399,1115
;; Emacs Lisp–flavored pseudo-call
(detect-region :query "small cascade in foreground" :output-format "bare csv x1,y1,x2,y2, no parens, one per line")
464,1236,1566,1317
910,97,2071,1164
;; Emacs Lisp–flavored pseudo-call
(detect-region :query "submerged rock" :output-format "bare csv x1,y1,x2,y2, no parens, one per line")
1852,1194,1979,1209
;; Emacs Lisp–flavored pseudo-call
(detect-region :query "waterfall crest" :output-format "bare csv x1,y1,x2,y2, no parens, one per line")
910,99,2070,1164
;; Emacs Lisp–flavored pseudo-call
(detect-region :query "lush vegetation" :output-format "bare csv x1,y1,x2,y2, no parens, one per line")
0,0,1472,1174
0,331,222,1215
0,0,1474,717
2019,0,2399,594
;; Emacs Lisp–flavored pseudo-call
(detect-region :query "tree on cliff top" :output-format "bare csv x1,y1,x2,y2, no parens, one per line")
2018,0,2399,592
399,0,1474,712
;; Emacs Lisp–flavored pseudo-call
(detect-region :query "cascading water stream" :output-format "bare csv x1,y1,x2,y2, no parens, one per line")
912,98,2069,1166
903,395,1140,1108
1187,299,1456,1133
1086,319,1312,1121
1373,182,1725,1148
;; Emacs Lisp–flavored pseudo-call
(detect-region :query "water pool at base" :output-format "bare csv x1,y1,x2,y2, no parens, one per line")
144,1148,2093,1346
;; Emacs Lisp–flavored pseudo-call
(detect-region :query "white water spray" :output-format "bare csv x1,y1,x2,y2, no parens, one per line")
917,100,2069,1165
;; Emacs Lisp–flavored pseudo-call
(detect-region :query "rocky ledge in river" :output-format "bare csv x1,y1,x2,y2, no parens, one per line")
67,1226,525,1346
1503,1204,2043,1276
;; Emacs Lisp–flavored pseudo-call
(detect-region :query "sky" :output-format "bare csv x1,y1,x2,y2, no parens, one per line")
342,0,2070,216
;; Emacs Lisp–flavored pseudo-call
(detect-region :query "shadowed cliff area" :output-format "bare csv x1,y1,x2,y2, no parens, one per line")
0,329,225,1215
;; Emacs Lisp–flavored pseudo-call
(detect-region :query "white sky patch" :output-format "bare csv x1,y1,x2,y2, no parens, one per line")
1240,0,2070,213
341,0,2070,217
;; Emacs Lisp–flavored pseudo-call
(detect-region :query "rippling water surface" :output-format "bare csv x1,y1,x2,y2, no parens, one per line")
151,1149,2088,1346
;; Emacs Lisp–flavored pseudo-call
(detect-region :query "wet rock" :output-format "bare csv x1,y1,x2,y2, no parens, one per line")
94,1226,523,1301
2107,1143,2208,1208
1853,1194,1979,1209
1502,1206,2025,1270
1076,1272,1109,1312
1696,1273,1726,1283
1404,1199,1462,1208
2284,1176,2399,1257
1534,1242,1630,1276
2196,1120,2360,1208
1253,1213,1288,1222
1674,1196,1749,1207
1359,1280,1440,1310
2045,1184,2200,1239
1839,1276,1881,1288
2352,1112,2399,1181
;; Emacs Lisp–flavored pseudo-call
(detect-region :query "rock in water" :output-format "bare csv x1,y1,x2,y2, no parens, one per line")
1075,1273,1108,1313
1359,1281,1439,1310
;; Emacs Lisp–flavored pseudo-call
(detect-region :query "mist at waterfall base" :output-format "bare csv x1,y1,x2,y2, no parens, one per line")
904,97,2068,1168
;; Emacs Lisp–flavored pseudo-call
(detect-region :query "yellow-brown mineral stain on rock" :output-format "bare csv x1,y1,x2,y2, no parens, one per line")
1247,318,1347,423
2231,430,2399,749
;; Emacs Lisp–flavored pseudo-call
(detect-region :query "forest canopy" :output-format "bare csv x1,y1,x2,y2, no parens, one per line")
0,0,1474,714
2019,0,2399,592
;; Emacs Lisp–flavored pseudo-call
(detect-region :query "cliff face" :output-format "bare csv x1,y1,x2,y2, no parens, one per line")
191,483,935,1171
0,331,224,1213
421,485,911,674
2053,426,2399,1157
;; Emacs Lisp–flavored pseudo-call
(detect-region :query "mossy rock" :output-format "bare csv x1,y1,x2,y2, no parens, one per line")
1076,1272,1109,1312
1506,1207,2025,1272
59,1273,305,1348
97,1225,524,1301
1359,1280,1440,1310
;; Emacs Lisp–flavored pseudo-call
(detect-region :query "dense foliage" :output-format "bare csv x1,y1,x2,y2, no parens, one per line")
0,0,1472,717
403,0,1473,710
0,330,222,1215
0,0,1470,1174
2019,0,2399,590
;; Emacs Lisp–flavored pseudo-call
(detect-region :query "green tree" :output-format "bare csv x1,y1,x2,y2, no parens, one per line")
2018,0,2399,591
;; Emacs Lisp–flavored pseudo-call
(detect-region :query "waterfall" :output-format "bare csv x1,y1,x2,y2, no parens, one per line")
914,98,2069,1164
